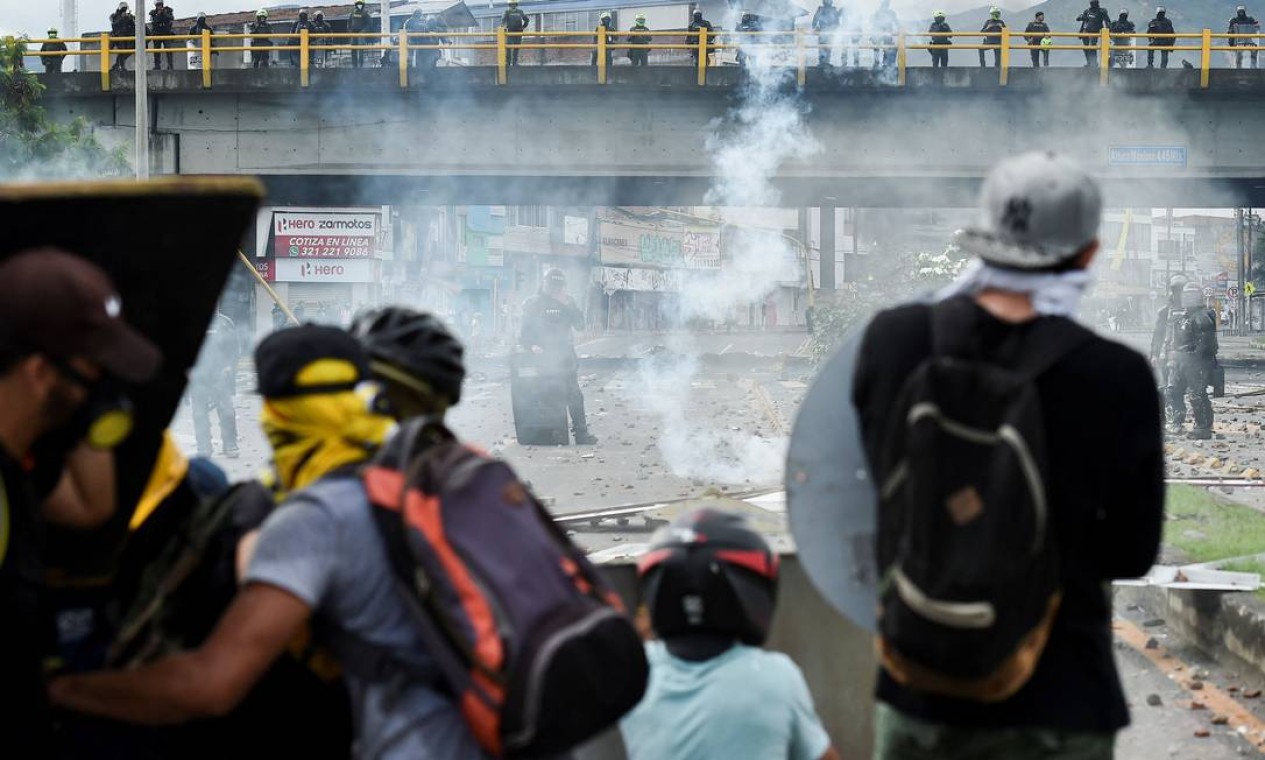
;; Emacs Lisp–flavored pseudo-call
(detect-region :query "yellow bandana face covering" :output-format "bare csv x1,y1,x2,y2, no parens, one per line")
260,359,395,498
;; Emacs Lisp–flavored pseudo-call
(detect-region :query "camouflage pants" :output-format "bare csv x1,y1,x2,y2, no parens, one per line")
874,704,1116,760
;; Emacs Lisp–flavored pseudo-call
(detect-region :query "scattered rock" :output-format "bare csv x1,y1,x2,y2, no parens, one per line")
1146,637,1160,650
1147,693,1163,707
1244,689,1262,699
1213,714,1231,726
1191,699,1207,710
1195,729,1211,738
1143,618,1167,628
1190,681,1205,691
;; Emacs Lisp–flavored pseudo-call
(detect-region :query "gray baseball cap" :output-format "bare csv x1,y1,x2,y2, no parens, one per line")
955,152,1102,270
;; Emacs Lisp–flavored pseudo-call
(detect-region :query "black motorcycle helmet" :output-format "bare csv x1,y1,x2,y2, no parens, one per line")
638,509,780,646
350,307,465,413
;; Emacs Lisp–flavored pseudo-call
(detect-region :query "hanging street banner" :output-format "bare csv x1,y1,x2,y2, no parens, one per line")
598,210,721,270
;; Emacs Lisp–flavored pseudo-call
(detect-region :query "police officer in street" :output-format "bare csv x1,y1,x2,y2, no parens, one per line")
979,7,1005,67
1076,0,1110,66
502,0,530,66
1230,6,1260,68
688,10,714,65
1110,10,1135,67
149,0,176,69
348,0,374,68
520,269,597,445
1165,282,1219,440
109,2,136,72
249,9,271,67
190,308,240,458
1151,274,1188,422
1147,7,1174,68
40,29,68,73
627,13,652,66
928,11,952,68
1025,11,1050,67
812,0,841,67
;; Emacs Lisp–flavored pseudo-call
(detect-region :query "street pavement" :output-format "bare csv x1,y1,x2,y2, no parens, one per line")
170,326,1265,759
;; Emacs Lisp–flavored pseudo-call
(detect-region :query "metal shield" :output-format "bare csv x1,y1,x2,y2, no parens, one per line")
785,331,879,632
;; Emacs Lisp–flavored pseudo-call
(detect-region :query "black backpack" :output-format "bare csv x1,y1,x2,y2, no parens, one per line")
875,298,1090,702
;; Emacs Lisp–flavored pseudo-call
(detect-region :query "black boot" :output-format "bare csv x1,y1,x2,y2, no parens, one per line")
573,430,598,445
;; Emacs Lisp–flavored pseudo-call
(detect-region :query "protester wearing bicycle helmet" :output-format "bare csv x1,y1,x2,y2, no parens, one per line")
622,509,838,760
350,306,465,420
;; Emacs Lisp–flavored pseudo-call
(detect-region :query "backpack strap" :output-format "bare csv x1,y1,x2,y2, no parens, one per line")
930,297,1094,382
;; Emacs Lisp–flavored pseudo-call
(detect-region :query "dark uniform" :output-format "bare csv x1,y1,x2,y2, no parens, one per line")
312,12,332,67
1025,17,1050,66
627,20,652,66
929,16,952,68
0,449,52,753
109,6,136,71
149,2,176,69
520,285,595,445
736,14,762,67
812,0,841,67
40,35,68,73
290,11,316,67
979,13,1005,67
592,14,614,67
1076,0,1110,66
249,15,272,67
191,311,240,457
871,1,899,67
688,11,714,64
348,1,374,68
1230,8,1260,69
1147,9,1174,68
1109,12,1135,67
1165,291,1218,439
502,4,530,66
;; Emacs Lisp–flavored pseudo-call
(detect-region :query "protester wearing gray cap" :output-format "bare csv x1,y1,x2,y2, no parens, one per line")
852,152,1164,759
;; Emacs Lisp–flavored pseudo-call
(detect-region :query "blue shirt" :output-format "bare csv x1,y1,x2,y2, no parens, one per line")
246,476,490,760
621,641,831,760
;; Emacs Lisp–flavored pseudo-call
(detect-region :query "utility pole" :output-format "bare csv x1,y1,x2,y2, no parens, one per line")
61,0,78,72
1238,208,1247,335
135,0,149,179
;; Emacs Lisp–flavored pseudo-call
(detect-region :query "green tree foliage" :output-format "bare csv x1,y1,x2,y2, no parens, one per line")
806,249,968,362
0,36,127,177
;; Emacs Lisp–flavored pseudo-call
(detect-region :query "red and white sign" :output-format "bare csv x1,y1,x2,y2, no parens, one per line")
274,211,379,258
272,258,377,283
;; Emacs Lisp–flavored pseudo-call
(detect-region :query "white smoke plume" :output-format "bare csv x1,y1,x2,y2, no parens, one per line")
637,38,819,487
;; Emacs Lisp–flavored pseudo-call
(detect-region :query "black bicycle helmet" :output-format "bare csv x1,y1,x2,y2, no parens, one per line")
638,508,780,646
350,307,465,405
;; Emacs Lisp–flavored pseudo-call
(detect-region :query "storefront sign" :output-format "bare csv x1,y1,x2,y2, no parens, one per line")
593,265,685,293
273,211,379,258
272,258,377,283
599,214,721,270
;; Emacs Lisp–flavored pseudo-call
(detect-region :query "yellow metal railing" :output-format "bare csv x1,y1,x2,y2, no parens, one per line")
15,28,1265,90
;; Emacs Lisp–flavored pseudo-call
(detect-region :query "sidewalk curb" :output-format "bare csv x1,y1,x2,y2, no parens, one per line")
1115,583,1265,683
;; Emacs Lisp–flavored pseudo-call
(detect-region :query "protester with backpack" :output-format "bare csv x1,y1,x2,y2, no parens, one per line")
51,321,647,758
621,508,840,760
853,152,1164,759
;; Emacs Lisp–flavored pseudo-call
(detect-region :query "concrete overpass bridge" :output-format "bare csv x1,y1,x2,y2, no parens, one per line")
40,66,1265,208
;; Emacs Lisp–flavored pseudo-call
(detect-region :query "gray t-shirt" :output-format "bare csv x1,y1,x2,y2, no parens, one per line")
245,475,491,760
